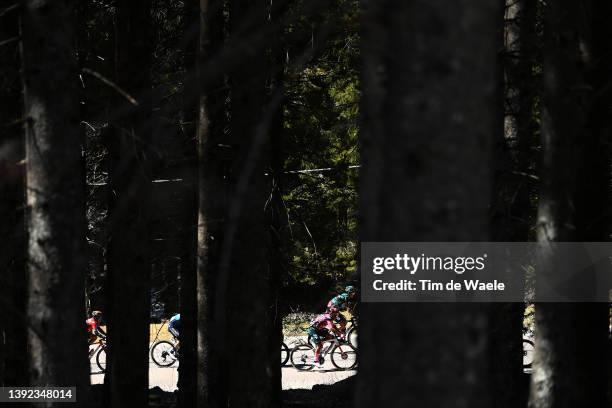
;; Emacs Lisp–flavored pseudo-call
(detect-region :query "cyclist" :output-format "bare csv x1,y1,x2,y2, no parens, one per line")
86,311,106,356
325,285,357,334
168,313,181,351
307,310,342,367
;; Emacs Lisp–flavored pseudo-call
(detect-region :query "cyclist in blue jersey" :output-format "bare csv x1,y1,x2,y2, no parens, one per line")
168,313,181,350
325,285,357,335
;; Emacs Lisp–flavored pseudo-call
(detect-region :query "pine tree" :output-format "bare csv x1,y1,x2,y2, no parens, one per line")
104,1,153,406
358,1,503,406
20,0,90,403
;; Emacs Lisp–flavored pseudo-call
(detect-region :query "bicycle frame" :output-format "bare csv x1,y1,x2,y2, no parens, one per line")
307,335,349,358
88,339,106,359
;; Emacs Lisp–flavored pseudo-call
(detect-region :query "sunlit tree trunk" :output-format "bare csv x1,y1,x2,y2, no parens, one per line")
194,0,227,407
529,1,611,407
20,0,91,404
358,1,502,407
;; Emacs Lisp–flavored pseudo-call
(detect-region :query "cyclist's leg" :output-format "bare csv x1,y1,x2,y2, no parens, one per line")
88,334,97,357
313,329,328,363
169,327,179,341
168,326,180,351
307,327,323,363
336,314,347,335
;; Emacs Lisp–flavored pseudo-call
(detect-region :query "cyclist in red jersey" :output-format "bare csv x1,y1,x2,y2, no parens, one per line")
86,310,107,346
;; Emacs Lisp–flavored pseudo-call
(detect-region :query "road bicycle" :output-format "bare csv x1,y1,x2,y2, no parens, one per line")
307,318,358,350
281,342,290,366
151,338,179,367
345,318,358,348
290,335,357,371
89,339,107,373
523,338,534,368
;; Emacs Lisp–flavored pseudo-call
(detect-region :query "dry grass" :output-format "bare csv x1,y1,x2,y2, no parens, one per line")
102,313,354,343
150,323,173,342
98,323,174,343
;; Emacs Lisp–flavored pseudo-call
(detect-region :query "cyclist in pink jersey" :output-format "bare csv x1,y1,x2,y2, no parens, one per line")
307,311,342,366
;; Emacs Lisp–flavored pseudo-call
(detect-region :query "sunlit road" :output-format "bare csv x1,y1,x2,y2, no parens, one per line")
90,337,356,391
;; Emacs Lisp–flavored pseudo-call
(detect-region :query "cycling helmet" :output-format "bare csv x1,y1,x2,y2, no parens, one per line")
92,310,103,318
345,285,355,294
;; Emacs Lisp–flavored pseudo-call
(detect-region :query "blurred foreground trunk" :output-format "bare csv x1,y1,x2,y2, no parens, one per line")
220,1,281,406
176,2,199,407
0,0,27,388
104,1,152,407
358,1,502,407
20,0,91,405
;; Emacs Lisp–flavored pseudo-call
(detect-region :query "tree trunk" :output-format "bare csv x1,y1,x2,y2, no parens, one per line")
502,0,538,242
105,1,152,407
266,1,288,406
221,1,281,406
194,1,227,407
20,0,90,405
488,2,539,406
358,1,502,407
0,0,28,388
176,2,199,407
529,1,611,407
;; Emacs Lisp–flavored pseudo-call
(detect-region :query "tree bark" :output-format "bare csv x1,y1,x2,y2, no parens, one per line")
488,2,539,407
221,1,281,406
266,1,288,406
358,1,502,407
502,0,538,242
0,0,27,388
194,1,227,407
176,2,199,407
20,0,91,405
529,1,611,407
105,1,152,407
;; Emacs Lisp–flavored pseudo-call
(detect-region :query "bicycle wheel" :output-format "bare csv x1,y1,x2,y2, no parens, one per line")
96,347,107,372
281,342,290,366
523,339,534,368
290,344,315,371
151,341,178,367
330,343,357,370
346,327,358,348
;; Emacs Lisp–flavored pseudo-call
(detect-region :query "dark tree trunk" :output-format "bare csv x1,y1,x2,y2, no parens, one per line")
176,2,199,407
194,1,227,407
502,0,538,242
488,2,539,407
529,2,611,407
266,1,288,406
220,1,281,406
0,0,27,388
358,1,502,407
19,0,91,404
105,1,152,407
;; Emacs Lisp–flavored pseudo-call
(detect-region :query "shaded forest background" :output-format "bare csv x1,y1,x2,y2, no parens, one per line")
77,0,360,315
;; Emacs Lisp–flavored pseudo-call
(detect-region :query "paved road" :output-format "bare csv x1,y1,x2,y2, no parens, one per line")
90,337,356,391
